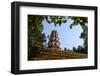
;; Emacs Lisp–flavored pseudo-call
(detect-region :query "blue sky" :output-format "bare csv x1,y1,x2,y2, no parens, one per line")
42,18,84,50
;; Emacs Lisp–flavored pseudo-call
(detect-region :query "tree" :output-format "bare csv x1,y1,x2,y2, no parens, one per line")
28,15,46,59
69,17,88,54
73,47,77,52
44,16,67,26
74,45,87,54
68,17,88,29
80,26,88,54
64,48,67,51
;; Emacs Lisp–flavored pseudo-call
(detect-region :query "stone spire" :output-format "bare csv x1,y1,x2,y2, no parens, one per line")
48,30,60,49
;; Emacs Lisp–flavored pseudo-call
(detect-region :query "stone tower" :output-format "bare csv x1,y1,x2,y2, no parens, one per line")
48,30,60,49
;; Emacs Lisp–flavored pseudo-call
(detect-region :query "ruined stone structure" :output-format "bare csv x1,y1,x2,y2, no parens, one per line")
48,30,60,49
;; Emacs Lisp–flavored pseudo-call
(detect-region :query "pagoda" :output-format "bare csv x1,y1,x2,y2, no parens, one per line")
48,30,60,49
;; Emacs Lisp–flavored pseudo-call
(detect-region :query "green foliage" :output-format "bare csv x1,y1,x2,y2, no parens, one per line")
73,47,76,51
70,17,88,54
28,15,46,52
44,16,67,26
68,16,88,29
64,48,67,51
73,45,88,54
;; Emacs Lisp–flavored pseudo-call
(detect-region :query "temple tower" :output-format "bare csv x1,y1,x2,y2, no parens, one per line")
48,30,60,49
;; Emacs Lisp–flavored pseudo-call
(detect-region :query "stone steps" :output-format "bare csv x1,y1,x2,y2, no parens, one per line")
31,48,87,60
